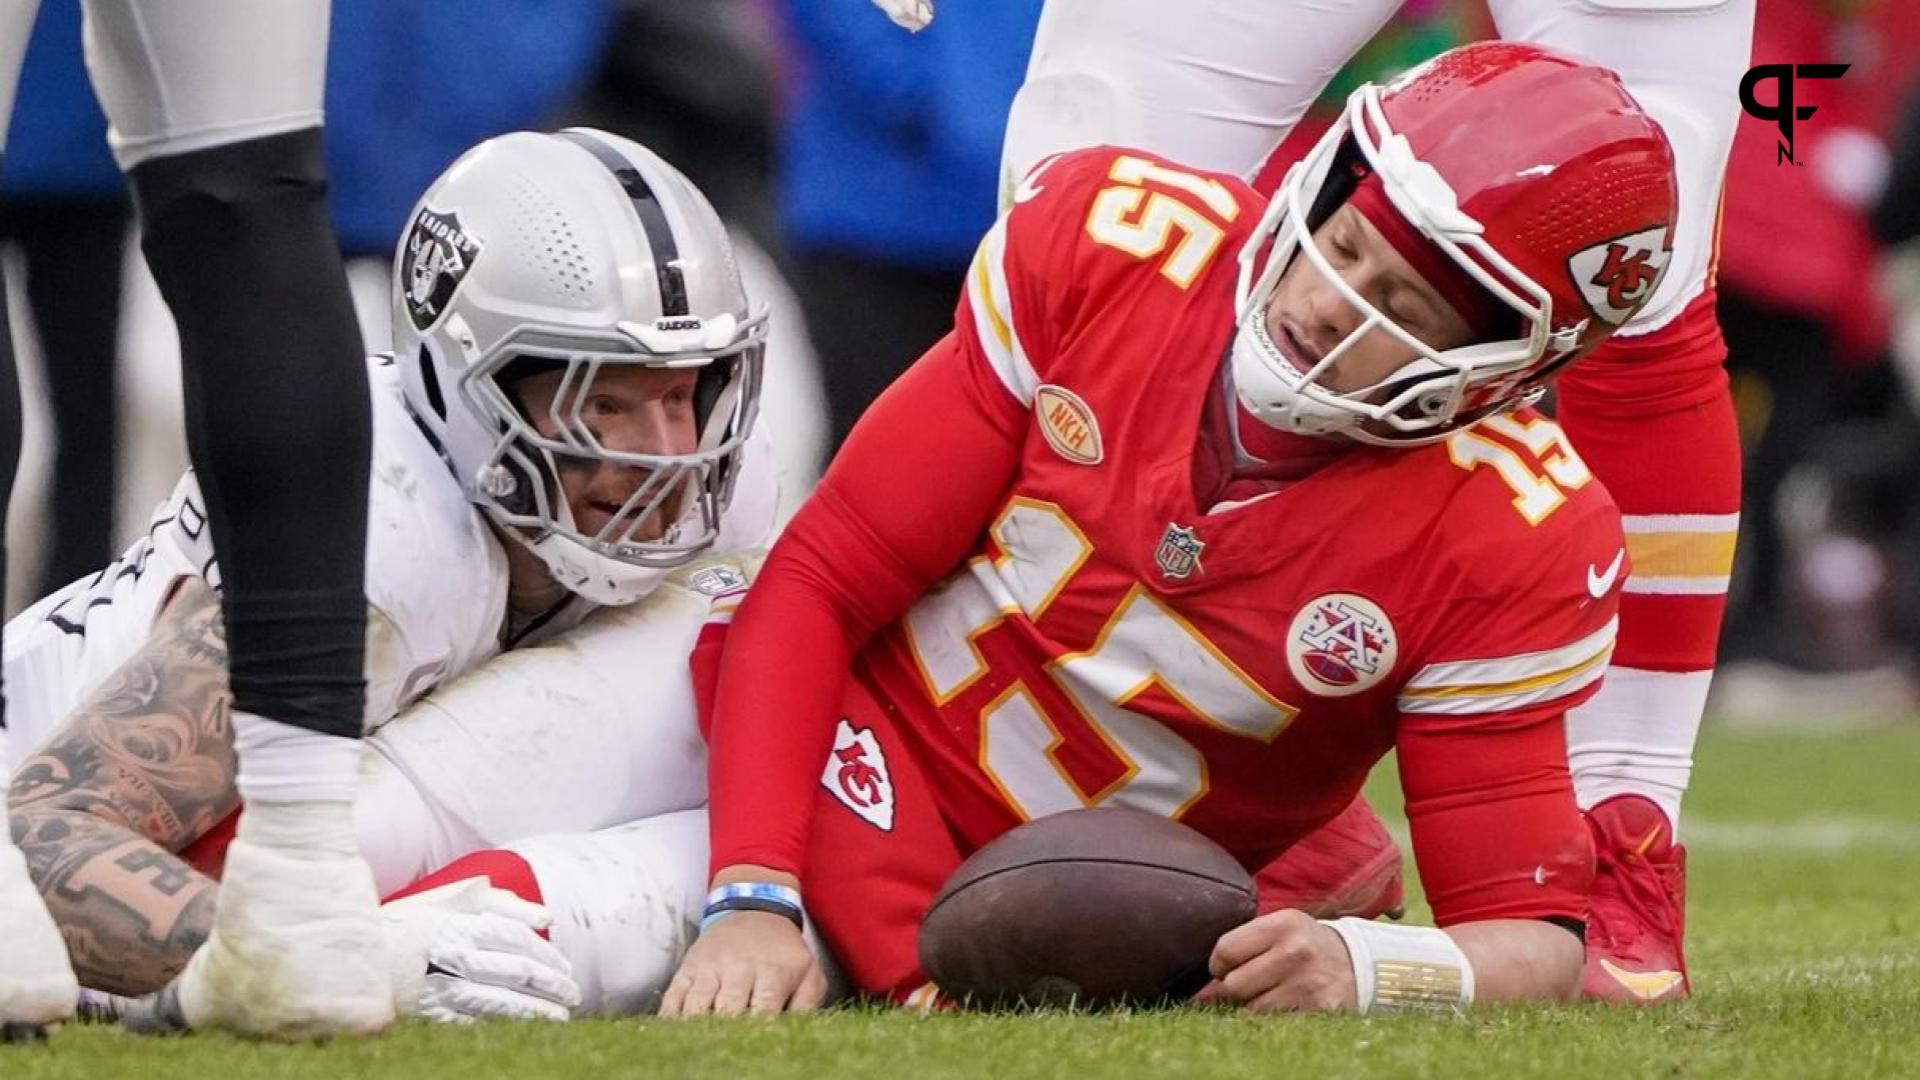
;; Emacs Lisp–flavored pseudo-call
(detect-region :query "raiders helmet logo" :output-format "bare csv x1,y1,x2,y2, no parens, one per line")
1567,226,1671,326
401,206,483,331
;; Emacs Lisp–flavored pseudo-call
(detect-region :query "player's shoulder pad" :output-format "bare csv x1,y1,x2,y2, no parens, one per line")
1426,411,1625,596
1394,419,1623,719
999,145,1258,272
972,147,1258,405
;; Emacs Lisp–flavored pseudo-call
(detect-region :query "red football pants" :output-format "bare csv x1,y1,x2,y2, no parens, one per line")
802,676,965,999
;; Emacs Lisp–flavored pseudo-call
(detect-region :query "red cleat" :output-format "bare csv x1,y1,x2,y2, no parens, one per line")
1582,794,1691,1004
1254,796,1405,921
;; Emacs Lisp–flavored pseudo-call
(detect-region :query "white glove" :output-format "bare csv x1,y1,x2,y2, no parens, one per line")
872,0,934,31
382,878,581,1024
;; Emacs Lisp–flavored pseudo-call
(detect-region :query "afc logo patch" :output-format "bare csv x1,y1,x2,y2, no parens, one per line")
1567,226,1671,326
401,206,483,331
822,719,895,831
1286,592,1398,697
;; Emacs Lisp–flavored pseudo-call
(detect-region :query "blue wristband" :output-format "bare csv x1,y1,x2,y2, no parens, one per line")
702,882,805,933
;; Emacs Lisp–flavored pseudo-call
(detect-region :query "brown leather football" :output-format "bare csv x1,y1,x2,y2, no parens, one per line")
917,806,1256,1009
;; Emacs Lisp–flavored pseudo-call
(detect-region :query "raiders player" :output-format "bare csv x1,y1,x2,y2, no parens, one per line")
0,0,377,1040
2,128,776,1024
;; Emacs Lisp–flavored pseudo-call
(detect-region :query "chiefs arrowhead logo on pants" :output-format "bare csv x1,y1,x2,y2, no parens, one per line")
822,719,895,832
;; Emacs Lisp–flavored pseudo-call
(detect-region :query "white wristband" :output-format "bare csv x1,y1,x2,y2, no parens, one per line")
1322,917,1475,1015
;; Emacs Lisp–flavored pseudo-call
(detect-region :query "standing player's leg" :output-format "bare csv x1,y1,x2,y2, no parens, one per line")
1486,0,1757,1003
1001,0,1402,195
0,0,82,1039
81,0,385,1037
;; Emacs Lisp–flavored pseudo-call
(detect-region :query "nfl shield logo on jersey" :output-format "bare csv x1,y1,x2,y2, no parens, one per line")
821,719,895,831
401,206,483,331
1286,592,1398,697
1155,523,1205,580
688,564,750,598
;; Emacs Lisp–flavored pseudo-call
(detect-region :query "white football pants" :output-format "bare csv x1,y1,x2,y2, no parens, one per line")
0,0,328,167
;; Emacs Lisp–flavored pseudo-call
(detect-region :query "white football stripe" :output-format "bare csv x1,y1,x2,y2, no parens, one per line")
965,218,1039,406
1402,617,1618,694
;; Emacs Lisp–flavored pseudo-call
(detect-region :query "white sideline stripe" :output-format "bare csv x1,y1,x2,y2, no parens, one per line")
1381,817,1920,854
1745,951,1920,983
1680,818,1920,853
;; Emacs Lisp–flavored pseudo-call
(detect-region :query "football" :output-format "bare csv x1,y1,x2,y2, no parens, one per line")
917,806,1256,1009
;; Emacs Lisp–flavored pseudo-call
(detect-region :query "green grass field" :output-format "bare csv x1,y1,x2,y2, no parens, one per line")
9,726,1918,1080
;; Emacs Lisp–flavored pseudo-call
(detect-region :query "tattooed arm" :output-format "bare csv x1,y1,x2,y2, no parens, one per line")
7,579,235,996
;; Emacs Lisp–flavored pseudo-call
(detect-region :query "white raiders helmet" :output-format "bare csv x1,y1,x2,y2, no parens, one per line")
393,128,766,606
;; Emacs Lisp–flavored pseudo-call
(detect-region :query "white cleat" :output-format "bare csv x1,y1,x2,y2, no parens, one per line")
0,836,79,1037
145,802,393,1040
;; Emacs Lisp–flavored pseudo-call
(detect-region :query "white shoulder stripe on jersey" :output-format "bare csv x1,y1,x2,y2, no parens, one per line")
1398,616,1618,716
966,216,1040,406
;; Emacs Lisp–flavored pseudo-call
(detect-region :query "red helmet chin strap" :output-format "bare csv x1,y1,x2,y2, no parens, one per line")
1345,174,1508,341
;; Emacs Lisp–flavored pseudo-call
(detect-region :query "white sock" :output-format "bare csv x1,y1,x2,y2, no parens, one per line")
233,798,359,856
1565,667,1712,835
232,712,363,806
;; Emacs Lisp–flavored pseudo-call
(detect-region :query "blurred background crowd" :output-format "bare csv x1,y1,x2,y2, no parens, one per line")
3,0,1916,726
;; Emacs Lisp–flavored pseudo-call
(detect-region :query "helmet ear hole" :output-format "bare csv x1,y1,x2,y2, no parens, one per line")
692,352,746,442
1304,136,1369,233
493,447,556,521
416,344,448,420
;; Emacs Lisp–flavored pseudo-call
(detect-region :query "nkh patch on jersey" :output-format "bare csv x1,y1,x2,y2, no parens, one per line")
402,206,483,331
1286,592,1398,697
1035,384,1102,465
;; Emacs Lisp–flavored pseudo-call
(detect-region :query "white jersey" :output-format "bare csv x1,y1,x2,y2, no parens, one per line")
354,551,757,896
0,353,778,771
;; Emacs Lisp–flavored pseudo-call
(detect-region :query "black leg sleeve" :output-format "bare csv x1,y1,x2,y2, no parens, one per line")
127,127,369,738
7,195,130,593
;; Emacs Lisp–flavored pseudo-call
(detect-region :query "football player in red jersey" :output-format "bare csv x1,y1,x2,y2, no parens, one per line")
664,44,1678,1017
992,0,1752,1006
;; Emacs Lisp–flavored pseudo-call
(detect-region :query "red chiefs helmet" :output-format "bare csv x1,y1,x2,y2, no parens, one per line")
1232,42,1679,445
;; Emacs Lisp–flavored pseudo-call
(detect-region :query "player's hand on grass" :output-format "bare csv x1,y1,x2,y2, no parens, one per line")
660,911,827,1018
382,879,581,1023
1196,908,1358,1013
